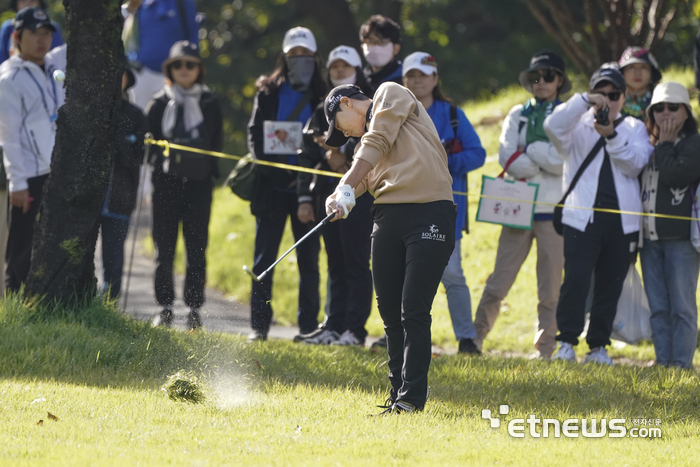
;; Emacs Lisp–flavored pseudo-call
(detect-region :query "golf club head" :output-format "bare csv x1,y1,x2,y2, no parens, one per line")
242,265,260,282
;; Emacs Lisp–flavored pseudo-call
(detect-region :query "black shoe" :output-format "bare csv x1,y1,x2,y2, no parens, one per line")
377,400,419,415
371,334,388,349
187,308,202,331
458,338,482,356
293,326,324,343
153,307,173,328
247,330,268,342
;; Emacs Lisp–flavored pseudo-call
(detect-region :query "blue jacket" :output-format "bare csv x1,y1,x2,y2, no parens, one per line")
426,99,485,239
130,0,199,73
0,18,64,65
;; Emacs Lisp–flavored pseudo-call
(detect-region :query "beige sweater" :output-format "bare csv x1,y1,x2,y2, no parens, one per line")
355,82,454,204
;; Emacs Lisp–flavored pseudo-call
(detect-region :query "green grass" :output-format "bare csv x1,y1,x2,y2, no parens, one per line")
1,297,699,465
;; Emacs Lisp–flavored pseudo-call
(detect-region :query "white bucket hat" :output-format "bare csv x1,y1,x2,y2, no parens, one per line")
327,45,362,68
282,27,317,54
646,82,691,119
402,51,438,77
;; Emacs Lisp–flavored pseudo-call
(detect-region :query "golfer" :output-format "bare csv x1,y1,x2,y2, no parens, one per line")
325,83,456,413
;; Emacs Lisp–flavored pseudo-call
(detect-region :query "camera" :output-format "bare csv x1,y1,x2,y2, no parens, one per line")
595,106,609,126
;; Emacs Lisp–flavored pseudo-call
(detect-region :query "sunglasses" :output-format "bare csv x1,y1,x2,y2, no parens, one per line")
651,102,681,113
591,91,622,101
527,70,558,84
171,60,199,70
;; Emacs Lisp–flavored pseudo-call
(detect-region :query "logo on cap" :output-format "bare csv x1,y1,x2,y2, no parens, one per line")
33,9,48,20
290,32,308,40
327,95,342,114
420,55,437,67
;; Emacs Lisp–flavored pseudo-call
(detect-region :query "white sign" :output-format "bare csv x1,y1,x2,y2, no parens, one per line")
263,121,303,155
476,176,539,230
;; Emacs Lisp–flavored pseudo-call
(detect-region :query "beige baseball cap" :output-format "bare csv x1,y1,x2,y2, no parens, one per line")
646,82,691,119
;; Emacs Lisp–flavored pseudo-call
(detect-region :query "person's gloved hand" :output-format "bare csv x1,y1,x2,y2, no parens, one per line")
326,184,355,220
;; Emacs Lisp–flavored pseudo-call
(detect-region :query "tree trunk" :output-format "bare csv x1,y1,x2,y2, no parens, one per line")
25,0,124,301
289,0,361,51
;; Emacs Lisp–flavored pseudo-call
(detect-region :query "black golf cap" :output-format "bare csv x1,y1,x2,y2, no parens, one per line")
518,50,571,94
589,67,627,93
324,84,366,147
14,7,55,32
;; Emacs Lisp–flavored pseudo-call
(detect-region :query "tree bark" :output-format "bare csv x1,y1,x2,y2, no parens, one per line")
25,0,124,301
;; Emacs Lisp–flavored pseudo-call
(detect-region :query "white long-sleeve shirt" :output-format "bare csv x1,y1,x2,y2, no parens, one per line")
544,93,653,234
0,55,63,192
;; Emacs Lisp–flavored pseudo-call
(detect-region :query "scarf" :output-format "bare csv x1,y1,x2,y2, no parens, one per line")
522,98,560,145
621,91,651,121
162,83,204,138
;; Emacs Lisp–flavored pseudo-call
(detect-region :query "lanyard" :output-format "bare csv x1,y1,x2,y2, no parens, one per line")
25,67,58,123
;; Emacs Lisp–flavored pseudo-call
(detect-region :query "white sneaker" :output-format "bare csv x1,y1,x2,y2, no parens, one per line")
303,329,340,345
331,330,364,346
582,347,614,366
553,342,576,362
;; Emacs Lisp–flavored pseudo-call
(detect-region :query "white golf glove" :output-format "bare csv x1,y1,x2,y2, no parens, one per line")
329,184,355,219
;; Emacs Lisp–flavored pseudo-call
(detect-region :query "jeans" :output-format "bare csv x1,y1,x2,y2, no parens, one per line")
441,240,476,341
100,215,130,299
640,239,699,369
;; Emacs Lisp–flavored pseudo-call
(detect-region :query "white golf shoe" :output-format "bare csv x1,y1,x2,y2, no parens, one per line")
553,342,576,362
582,347,614,366
303,329,340,345
331,330,364,346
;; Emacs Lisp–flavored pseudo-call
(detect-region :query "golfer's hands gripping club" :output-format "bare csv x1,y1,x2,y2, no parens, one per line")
326,184,355,221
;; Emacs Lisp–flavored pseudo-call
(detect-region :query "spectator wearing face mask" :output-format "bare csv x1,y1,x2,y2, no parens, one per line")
359,15,402,96
295,45,374,347
246,27,329,342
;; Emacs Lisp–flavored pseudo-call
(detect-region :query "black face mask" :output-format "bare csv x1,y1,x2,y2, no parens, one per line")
286,55,316,91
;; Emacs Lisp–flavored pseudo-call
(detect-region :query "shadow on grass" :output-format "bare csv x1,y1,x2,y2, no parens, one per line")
1,295,699,423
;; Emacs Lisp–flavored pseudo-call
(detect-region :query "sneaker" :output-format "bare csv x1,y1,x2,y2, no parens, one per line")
187,308,202,331
293,327,324,343
247,330,268,342
553,342,576,362
378,400,419,415
303,329,340,345
371,333,388,349
582,347,614,366
458,338,482,356
332,330,364,346
152,307,173,328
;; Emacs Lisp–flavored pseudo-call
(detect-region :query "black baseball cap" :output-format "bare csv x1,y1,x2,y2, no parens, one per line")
324,84,365,147
518,50,571,94
589,67,627,93
14,7,56,32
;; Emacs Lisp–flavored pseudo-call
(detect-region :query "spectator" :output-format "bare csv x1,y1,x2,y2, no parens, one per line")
618,47,661,121
146,41,222,330
122,0,199,111
359,15,402,96
640,82,700,369
402,51,486,354
246,27,328,341
473,51,568,360
99,68,146,299
0,0,63,65
324,82,456,413
544,67,653,365
296,45,374,346
0,7,61,292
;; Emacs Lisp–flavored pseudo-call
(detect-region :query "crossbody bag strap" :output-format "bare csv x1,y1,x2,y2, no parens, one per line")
287,91,313,122
449,105,459,135
561,117,625,203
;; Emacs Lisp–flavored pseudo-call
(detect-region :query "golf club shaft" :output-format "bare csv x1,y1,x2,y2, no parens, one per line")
258,212,336,281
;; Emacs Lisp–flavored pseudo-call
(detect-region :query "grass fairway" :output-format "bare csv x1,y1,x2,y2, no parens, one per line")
1,298,699,466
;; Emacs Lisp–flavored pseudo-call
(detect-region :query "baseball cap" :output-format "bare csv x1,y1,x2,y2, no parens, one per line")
589,66,627,93
14,7,56,32
518,50,571,94
324,85,366,147
282,27,317,54
402,52,438,77
327,45,362,68
162,41,203,77
618,46,661,84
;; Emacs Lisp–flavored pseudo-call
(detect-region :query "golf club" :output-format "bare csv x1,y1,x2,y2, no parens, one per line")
243,211,337,282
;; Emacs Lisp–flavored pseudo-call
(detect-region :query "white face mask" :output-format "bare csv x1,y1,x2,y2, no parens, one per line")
363,43,394,68
331,72,357,87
